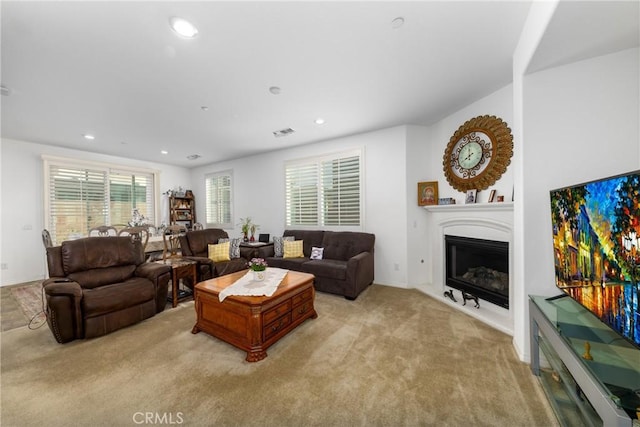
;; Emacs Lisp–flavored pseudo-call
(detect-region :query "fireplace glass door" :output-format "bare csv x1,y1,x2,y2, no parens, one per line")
445,235,509,308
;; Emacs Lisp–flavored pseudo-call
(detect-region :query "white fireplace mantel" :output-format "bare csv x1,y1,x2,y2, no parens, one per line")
423,201,514,213
419,202,514,335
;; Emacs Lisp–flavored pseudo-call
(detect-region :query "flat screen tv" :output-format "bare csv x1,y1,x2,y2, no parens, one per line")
550,170,640,349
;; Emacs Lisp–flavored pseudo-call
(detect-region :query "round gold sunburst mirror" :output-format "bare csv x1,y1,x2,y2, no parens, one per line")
442,115,513,192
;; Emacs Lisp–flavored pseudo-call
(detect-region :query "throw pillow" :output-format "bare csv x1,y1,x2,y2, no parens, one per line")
229,238,241,259
218,237,240,259
208,242,230,262
283,240,304,258
310,246,324,260
274,235,295,257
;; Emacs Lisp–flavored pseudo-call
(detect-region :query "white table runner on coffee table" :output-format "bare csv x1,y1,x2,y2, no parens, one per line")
219,268,289,302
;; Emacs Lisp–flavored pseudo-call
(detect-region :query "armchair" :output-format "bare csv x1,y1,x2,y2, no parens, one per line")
179,228,247,288
43,236,172,343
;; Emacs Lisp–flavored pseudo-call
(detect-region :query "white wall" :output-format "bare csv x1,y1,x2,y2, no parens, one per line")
521,46,640,339
189,126,409,287
523,47,640,299
0,138,191,285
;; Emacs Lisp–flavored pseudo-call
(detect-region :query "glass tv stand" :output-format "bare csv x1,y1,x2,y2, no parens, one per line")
529,295,639,427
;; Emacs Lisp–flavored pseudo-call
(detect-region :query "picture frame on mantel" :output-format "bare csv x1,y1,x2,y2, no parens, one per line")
417,181,438,206
465,189,477,204
488,189,497,202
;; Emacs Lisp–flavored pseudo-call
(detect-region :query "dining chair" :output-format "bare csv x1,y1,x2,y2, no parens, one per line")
89,225,118,237
42,229,53,248
117,226,150,251
162,224,187,260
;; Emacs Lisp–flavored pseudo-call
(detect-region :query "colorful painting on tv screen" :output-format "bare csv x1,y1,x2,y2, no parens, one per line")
550,170,640,348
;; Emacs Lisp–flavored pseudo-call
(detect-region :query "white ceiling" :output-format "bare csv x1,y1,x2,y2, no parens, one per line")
1,1,638,168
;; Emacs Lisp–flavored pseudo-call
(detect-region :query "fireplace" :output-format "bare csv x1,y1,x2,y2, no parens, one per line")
445,235,509,308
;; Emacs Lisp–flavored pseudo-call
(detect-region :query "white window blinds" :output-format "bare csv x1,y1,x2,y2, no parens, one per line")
285,150,362,228
205,171,233,228
44,158,156,245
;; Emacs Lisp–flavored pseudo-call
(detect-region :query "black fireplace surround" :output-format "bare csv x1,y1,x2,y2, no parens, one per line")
445,235,509,309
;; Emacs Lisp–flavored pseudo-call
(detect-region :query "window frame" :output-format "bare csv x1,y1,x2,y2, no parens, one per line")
204,169,234,229
284,148,364,230
42,155,160,245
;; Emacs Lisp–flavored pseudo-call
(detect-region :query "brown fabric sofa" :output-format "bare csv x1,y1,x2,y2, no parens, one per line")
44,236,172,343
265,230,375,300
179,228,248,286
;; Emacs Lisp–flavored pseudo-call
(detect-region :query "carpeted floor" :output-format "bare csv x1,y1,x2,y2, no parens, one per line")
1,283,558,426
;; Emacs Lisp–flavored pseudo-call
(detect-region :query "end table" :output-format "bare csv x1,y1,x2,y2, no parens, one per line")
155,258,197,307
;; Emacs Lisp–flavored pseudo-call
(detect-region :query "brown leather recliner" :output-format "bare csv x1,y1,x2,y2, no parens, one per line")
44,236,172,343
179,228,248,287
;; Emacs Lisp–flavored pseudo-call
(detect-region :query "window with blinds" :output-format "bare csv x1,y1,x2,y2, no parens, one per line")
285,150,362,228
205,170,233,228
44,158,156,245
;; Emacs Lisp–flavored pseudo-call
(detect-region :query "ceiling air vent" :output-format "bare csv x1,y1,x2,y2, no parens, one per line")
186,154,201,160
273,128,295,138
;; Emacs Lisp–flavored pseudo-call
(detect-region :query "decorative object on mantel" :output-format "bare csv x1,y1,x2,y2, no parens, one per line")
488,189,497,203
417,181,438,206
465,189,477,204
438,197,456,205
443,115,514,192
497,196,504,202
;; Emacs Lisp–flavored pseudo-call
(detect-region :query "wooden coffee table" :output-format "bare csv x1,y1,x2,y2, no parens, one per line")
192,269,317,362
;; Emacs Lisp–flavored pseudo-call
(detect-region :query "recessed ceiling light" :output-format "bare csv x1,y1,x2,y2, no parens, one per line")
83,134,95,140
201,106,209,111
314,118,325,125
161,150,168,155
0,85,10,96
186,154,201,160
269,86,281,95
391,17,405,29
170,17,198,38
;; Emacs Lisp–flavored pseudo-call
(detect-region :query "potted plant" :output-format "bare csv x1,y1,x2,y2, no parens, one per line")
239,217,252,242
248,257,268,281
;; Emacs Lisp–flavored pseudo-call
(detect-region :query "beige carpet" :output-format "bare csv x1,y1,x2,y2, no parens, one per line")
1,284,557,426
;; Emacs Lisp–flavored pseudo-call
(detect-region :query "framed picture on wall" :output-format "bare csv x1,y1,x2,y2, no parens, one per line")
418,181,438,206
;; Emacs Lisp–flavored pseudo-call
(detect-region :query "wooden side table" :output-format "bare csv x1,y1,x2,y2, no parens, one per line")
155,258,197,307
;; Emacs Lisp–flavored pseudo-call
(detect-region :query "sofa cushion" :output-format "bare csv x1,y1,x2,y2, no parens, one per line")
82,277,155,318
302,259,347,281
69,265,137,290
284,240,304,258
182,229,229,257
208,242,230,262
61,237,143,274
266,256,309,271
322,231,375,261
212,257,248,277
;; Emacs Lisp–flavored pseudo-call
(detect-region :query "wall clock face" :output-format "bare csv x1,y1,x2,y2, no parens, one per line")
443,115,513,192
